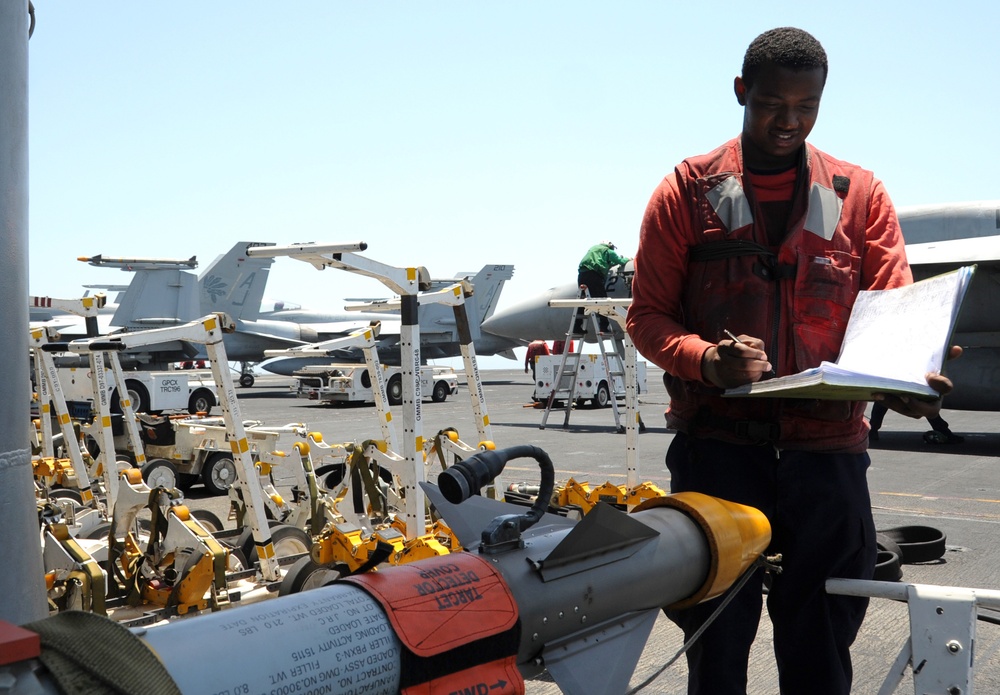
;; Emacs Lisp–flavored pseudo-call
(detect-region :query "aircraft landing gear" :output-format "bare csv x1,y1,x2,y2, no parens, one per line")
237,361,255,388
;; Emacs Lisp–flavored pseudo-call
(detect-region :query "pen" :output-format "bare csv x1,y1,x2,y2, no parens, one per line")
723,329,744,345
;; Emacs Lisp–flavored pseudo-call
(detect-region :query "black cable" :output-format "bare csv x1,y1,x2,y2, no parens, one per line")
624,556,767,694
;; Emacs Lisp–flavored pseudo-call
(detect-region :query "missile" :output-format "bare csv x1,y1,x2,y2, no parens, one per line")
78,254,198,271
1,446,770,695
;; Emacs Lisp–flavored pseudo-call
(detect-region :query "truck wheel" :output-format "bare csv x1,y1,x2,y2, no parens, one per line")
202,452,238,495
143,458,178,489
110,381,150,414
432,381,449,403
239,373,255,388
387,375,403,406
188,388,215,415
594,382,611,408
124,380,151,413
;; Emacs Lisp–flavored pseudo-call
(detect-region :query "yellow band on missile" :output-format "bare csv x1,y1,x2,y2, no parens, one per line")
633,491,771,609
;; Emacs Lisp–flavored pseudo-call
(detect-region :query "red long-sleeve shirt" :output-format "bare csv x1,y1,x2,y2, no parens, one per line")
626,139,911,451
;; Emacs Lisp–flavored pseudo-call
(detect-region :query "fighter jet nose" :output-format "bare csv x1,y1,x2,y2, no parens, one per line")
481,287,578,341
480,305,536,340
480,311,521,339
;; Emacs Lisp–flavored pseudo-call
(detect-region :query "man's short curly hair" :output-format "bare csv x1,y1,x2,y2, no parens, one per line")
741,27,828,89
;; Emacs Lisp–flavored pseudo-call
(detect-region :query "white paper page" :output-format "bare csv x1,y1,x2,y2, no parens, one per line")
835,270,966,383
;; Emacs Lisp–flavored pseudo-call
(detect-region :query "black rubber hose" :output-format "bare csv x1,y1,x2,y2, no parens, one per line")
438,444,554,529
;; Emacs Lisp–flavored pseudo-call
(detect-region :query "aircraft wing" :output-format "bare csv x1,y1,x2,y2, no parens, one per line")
900,235,1000,412
313,318,401,340
29,314,118,340
906,235,1000,267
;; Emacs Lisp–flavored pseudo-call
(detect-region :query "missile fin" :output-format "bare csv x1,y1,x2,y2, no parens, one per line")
536,501,658,581
542,608,659,695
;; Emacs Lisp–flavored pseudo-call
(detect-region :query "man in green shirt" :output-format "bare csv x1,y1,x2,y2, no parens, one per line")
575,241,630,333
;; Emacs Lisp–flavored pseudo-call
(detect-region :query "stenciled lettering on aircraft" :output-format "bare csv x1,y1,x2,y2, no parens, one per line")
231,273,256,307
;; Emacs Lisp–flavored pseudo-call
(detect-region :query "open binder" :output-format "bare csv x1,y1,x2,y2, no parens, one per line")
725,265,976,401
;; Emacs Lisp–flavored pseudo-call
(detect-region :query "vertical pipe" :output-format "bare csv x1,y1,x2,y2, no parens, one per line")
0,0,48,623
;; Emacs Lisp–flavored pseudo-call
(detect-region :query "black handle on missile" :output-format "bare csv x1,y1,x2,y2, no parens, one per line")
438,444,554,530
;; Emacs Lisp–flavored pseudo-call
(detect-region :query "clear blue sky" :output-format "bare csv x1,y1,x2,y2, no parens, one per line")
26,2,1000,366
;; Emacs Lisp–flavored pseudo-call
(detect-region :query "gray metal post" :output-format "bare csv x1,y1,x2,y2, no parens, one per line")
0,0,48,623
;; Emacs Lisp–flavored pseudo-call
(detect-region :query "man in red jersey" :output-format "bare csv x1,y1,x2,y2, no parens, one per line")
627,27,957,695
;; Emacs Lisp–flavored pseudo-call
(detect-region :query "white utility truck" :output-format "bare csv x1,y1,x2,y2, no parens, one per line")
533,353,647,408
293,363,459,406
55,366,218,415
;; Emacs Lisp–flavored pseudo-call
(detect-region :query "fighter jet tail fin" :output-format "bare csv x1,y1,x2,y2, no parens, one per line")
198,242,276,321
464,264,515,325
111,268,200,329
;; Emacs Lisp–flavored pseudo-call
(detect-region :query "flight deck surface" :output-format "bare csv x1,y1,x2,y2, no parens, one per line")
190,368,1000,694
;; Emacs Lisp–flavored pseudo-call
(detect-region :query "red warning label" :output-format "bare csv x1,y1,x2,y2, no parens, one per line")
344,553,518,657
401,655,524,695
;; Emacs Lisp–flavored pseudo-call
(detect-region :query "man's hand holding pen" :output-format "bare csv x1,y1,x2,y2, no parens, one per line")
702,329,773,389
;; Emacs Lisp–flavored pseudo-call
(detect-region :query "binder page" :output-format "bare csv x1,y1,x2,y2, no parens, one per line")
834,268,971,383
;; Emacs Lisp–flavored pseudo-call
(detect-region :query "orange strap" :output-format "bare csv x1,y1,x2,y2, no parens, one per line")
344,553,518,657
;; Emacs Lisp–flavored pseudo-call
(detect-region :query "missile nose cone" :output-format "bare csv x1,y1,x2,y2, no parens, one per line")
633,491,771,609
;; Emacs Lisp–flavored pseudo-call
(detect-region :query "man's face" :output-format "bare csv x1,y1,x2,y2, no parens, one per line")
735,64,825,170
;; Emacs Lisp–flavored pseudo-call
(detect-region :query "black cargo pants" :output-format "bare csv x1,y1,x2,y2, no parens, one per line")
664,432,877,695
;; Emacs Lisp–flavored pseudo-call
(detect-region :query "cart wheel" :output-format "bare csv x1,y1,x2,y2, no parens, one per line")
279,556,350,596
191,508,224,533
226,547,251,573
176,473,199,490
81,521,112,540
315,462,346,489
201,452,237,495
49,488,84,505
237,523,312,568
142,458,178,490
